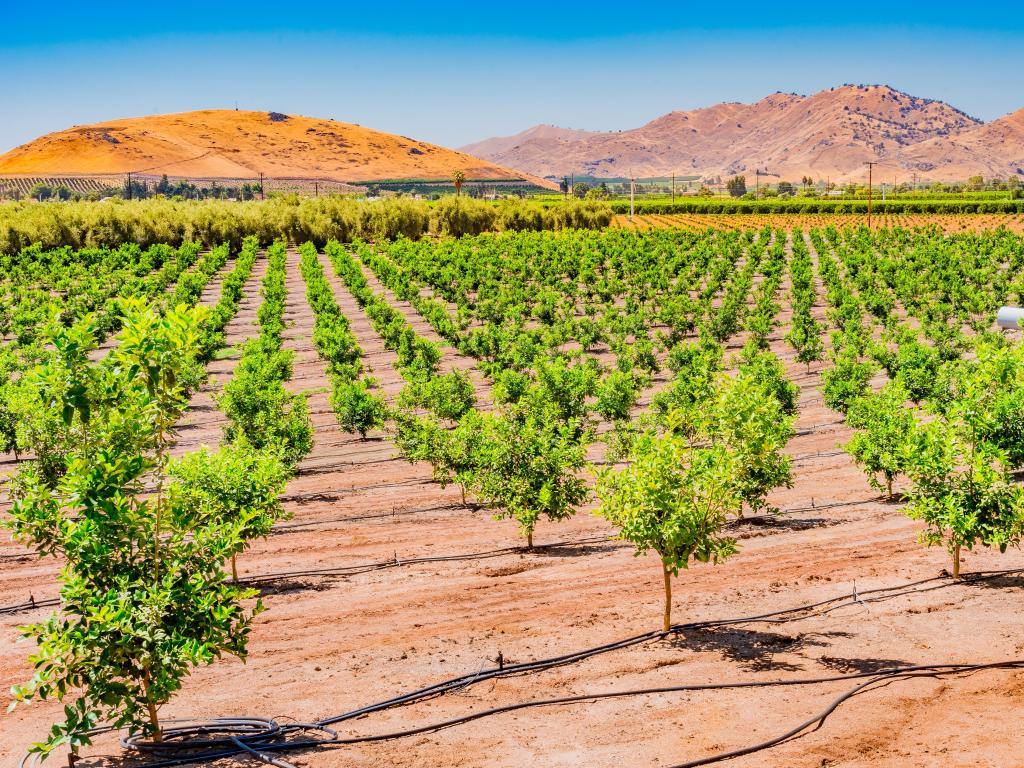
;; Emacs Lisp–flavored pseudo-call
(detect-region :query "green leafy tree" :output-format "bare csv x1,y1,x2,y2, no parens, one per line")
8,318,107,486
786,316,825,372
216,342,314,466
331,376,390,438
726,176,747,198
845,382,915,498
595,418,740,630
395,409,487,505
737,345,798,416
572,182,591,200
5,302,264,753
472,402,590,547
398,370,476,421
1,345,23,458
709,373,795,517
905,419,1024,578
168,445,290,581
594,369,642,423
822,353,876,414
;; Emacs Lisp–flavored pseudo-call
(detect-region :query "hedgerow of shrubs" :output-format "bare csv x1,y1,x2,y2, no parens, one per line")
0,196,614,255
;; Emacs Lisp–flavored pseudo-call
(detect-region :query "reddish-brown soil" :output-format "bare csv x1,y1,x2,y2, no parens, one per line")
2,241,1023,768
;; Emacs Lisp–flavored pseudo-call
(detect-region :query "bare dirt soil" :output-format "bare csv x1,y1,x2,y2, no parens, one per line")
2,244,1023,768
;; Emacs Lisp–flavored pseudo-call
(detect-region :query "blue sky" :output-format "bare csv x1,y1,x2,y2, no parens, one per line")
3,1,1023,153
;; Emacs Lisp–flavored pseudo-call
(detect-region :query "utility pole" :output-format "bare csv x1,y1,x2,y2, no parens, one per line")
755,169,760,199
259,173,265,200
866,162,876,229
314,181,319,198
671,173,675,204
629,174,635,220
126,171,132,201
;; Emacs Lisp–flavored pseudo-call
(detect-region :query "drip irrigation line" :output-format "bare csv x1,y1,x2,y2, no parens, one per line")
0,594,58,615
794,420,845,437
789,449,847,464
242,534,617,585
663,661,1024,768
270,502,463,531
0,535,616,616
311,661,1024,757
66,620,1024,768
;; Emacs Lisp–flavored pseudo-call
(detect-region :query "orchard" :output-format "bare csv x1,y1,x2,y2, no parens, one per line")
2,208,1024,767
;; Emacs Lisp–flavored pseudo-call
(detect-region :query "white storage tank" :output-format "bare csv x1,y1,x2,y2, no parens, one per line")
997,306,1024,330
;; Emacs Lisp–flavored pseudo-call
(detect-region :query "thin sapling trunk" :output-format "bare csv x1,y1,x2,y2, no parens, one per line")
662,562,673,632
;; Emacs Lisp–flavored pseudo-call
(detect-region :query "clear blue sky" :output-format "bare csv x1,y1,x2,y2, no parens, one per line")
3,1,1023,153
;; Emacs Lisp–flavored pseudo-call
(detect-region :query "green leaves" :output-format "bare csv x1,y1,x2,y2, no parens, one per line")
904,419,1024,575
844,382,915,497
216,243,313,470
822,352,876,414
5,301,270,753
597,429,739,574
332,377,390,438
470,397,591,545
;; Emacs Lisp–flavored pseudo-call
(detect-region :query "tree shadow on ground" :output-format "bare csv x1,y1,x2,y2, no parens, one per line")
670,627,853,672
968,573,1024,591
251,576,339,597
817,655,913,674
530,541,626,559
727,515,842,533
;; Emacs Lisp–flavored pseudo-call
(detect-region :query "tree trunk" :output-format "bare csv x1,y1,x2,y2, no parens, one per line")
461,486,466,506
231,554,238,583
886,476,893,499
662,563,673,632
952,543,961,579
142,670,162,743
526,529,533,549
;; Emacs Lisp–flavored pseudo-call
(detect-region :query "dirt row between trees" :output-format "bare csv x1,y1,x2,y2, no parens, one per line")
2,242,1023,768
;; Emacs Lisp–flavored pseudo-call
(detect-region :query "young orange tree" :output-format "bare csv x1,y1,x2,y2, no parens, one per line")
598,415,741,630
5,301,276,754
595,414,739,630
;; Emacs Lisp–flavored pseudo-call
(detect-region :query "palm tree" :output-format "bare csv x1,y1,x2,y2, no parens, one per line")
452,169,466,197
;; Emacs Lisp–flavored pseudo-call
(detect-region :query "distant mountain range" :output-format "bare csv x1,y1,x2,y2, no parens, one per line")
461,85,1024,183
0,110,554,187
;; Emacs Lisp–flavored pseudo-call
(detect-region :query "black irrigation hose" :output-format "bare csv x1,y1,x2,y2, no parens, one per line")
77,651,1024,768
270,502,463,531
0,594,58,615
243,534,616,585
0,535,617,615
307,661,1024,759
665,661,1024,768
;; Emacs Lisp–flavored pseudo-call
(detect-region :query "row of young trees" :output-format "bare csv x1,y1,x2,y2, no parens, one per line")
7,221,1024,758
805,227,1024,577
5,299,292,753
2,238,317,753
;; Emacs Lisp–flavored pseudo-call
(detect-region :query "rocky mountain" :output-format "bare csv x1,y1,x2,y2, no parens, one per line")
461,85,1022,183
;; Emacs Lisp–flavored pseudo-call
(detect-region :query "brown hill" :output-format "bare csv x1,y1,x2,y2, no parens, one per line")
899,108,1024,179
0,109,553,187
461,85,1022,183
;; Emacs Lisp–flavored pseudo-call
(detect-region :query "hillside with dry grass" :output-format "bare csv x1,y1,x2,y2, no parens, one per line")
462,84,1023,183
0,109,550,186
